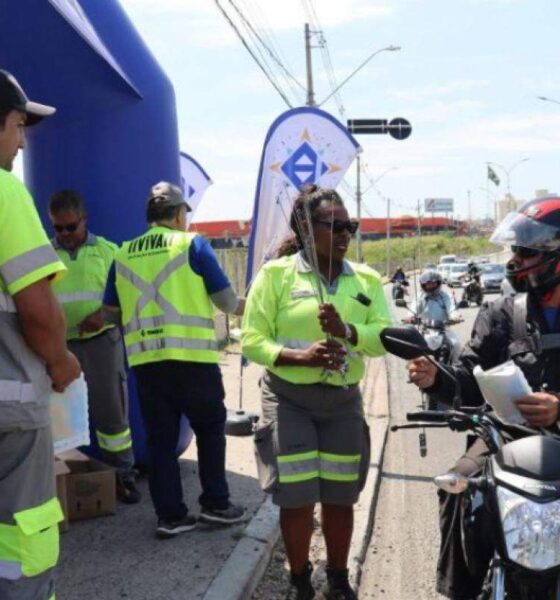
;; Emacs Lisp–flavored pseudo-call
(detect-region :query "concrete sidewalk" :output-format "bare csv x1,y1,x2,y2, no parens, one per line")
56,351,264,600
56,350,389,600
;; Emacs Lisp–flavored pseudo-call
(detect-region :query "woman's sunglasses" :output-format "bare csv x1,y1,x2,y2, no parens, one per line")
511,245,541,258
53,221,80,233
315,219,359,234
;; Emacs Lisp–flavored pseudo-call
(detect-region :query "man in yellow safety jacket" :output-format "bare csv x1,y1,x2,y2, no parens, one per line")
48,190,139,503
103,181,246,538
0,69,80,600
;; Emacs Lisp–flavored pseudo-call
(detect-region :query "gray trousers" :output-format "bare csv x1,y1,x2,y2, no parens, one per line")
68,328,134,477
0,427,58,600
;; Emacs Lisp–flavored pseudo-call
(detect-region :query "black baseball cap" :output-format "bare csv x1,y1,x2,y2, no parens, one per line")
0,70,55,126
147,181,192,212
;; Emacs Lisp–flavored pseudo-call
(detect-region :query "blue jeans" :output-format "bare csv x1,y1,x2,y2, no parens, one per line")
133,360,229,519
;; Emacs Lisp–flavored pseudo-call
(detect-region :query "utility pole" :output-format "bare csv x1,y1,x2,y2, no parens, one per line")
467,189,472,234
386,196,391,276
304,23,315,106
356,154,363,262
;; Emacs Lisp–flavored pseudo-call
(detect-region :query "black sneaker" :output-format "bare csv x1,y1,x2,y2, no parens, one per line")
116,476,141,504
156,514,198,539
199,503,246,525
321,568,357,600
286,562,314,600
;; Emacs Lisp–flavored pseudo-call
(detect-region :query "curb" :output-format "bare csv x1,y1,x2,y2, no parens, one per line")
348,356,390,591
202,356,391,600
202,497,280,600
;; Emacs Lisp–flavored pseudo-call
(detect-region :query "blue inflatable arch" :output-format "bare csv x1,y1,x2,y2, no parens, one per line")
0,0,192,462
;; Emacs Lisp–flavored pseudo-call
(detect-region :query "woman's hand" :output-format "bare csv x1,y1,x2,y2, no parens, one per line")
515,392,560,427
318,303,346,338
302,339,347,370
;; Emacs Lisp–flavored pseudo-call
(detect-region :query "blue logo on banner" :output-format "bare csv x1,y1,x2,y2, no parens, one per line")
180,176,196,199
281,142,328,189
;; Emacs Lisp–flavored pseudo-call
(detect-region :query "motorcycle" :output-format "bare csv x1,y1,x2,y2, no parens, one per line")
380,326,560,599
460,275,484,307
392,279,409,301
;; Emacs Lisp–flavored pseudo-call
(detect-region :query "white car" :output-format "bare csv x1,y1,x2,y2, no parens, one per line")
447,263,469,287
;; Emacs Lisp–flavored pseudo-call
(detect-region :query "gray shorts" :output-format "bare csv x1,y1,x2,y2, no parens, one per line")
254,371,370,508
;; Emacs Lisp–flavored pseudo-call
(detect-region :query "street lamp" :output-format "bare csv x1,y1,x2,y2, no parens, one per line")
319,45,401,107
537,96,560,106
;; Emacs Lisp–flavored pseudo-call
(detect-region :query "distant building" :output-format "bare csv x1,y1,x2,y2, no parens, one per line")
190,215,466,247
190,220,251,248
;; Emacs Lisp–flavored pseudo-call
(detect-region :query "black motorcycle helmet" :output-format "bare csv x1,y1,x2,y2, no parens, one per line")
419,269,442,295
490,196,560,295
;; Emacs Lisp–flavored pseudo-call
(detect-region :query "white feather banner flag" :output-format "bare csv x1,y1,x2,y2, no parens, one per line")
179,151,213,226
246,107,360,286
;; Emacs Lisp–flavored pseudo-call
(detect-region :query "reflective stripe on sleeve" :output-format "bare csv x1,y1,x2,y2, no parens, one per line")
1,245,59,287
55,291,104,304
0,291,16,313
96,429,133,453
319,452,361,482
0,559,22,581
277,450,319,483
0,381,38,403
126,337,218,355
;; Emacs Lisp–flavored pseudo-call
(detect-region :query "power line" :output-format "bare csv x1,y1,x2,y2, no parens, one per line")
231,0,306,93
214,0,293,108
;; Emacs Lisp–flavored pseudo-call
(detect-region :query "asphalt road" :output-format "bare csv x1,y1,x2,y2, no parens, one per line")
358,283,492,600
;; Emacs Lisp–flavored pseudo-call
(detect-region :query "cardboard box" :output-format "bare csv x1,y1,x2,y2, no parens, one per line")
54,458,70,532
58,450,116,521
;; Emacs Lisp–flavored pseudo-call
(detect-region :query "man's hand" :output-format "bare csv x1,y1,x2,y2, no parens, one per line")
515,392,560,427
303,339,347,370
407,357,437,389
48,350,81,393
78,310,105,335
318,303,346,338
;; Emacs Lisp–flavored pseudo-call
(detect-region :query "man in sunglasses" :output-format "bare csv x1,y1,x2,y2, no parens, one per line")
406,195,560,599
48,189,140,505
0,70,81,600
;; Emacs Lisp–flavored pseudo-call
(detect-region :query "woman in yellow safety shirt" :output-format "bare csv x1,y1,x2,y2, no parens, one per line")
241,184,391,600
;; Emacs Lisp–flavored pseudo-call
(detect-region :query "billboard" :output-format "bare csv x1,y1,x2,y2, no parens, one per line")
424,198,454,213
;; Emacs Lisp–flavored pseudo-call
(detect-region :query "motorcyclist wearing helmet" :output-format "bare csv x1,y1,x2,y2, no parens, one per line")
404,269,459,324
390,266,407,284
405,195,560,599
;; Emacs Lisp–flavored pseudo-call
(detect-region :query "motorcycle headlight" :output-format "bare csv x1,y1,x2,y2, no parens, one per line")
497,486,560,570
424,332,443,351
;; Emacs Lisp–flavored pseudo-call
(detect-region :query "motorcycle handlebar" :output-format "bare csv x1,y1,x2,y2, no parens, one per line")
406,411,449,422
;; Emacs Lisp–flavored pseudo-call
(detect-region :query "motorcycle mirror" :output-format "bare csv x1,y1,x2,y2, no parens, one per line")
395,298,407,308
434,472,469,494
380,326,429,360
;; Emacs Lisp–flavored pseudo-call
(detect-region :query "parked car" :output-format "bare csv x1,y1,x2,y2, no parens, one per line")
424,263,437,270
438,254,457,264
480,263,506,293
447,263,469,287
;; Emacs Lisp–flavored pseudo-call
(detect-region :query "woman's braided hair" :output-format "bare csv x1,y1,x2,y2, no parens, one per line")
276,184,343,258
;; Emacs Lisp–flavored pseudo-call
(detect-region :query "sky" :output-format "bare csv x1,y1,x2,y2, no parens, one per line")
22,0,560,223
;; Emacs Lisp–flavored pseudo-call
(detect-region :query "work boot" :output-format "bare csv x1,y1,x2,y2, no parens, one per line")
321,568,358,600
116,475,141,504
285,562,314,600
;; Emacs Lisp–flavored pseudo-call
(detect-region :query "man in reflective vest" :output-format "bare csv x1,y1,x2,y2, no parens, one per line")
104,181,246,537
48,189,140,504
0,70,81,600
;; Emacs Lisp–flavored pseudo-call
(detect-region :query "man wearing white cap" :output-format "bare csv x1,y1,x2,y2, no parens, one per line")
104,182,246,538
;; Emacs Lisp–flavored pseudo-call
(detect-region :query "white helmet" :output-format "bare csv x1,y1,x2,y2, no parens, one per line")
419,269,442,293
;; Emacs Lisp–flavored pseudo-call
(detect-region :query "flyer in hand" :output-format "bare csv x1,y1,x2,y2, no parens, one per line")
50,373,90,454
